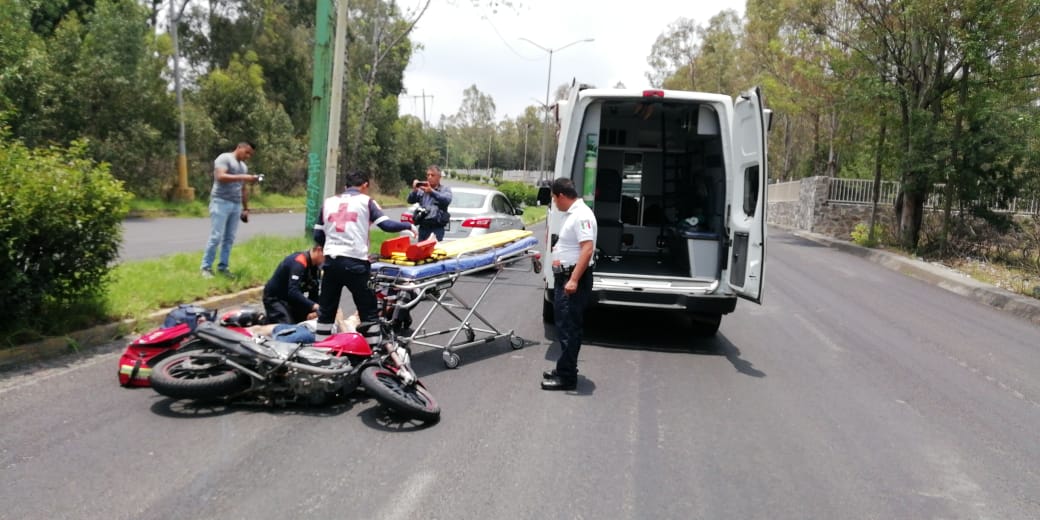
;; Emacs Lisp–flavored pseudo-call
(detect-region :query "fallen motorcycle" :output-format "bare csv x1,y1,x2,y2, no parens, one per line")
148,309,440,422
118,305,263,387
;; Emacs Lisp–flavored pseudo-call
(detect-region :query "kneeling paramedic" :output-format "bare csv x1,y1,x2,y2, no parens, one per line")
313,170,417,341
262,244,324,324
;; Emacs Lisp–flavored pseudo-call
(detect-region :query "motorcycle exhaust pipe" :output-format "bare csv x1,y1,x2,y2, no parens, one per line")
200,352,355,378
218,358,267,381
279,360,356,376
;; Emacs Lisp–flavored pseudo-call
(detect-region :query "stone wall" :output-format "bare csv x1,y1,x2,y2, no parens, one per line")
813,202,896,239
768,176,895,239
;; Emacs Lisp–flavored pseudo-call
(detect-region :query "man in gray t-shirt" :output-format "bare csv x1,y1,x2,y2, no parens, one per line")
200,142,260,277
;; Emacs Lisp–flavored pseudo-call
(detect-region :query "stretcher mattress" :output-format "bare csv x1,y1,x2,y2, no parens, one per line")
372,236,538,280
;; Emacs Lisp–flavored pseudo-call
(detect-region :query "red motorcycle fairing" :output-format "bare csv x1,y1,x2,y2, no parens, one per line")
118,324,251,388
132,322,192,346
314,332,373,357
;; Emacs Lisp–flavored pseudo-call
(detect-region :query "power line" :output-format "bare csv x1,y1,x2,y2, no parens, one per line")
479,15,543,62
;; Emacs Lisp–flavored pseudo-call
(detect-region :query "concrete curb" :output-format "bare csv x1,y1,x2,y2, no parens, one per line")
0,288,263,372
784,227,1040,326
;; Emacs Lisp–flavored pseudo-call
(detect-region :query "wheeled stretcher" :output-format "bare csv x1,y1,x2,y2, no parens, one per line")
370,235,539,368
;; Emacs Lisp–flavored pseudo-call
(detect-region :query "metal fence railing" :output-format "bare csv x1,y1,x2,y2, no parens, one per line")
825,178,1039,216
828,178,901,205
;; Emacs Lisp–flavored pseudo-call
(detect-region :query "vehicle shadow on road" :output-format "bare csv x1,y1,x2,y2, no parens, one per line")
149,393,365,419
543,307,766,378
358,405,440,432
406,334,542,379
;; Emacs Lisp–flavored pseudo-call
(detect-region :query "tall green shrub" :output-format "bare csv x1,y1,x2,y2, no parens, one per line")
0,137,130,334
497,181,537,206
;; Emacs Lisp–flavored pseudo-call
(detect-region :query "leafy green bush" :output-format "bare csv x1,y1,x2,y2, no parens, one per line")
851,222,886,247
497,181,537,206
0,137,130,337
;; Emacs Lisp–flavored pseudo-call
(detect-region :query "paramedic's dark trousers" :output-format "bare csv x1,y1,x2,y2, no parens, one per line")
316,256,377,338
553,268,593,381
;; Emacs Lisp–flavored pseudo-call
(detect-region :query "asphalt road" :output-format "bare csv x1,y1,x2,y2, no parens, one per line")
3,227,1039,519
119,211,318,262
119,177,487,262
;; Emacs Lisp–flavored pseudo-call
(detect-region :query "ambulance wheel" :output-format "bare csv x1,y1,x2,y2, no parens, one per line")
689,313,722,337
542,294,554,324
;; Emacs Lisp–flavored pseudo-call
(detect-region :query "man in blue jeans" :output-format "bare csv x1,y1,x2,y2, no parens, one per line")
201,142,260,278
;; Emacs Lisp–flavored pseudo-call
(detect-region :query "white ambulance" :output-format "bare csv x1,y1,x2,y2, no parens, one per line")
537,85,770,335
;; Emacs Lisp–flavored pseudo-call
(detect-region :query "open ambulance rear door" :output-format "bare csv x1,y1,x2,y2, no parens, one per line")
727,87,768,303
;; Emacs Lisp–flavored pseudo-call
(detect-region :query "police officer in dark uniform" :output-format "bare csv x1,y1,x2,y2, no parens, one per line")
542,178,597,391
262,244,324,324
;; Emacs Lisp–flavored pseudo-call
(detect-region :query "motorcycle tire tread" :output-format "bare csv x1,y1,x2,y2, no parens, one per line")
150,351,250,400
360,366,440,423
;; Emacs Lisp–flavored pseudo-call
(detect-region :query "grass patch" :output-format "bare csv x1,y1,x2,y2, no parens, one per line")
105,235,314,321
944,258,1040,299
105,232,407,323
520,205,547,227
2,208,547,348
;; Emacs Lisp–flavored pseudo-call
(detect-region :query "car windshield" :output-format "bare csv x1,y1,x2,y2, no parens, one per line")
452,192,487,209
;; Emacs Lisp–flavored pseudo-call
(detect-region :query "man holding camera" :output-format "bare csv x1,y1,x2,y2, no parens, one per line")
200,141,260,278
407,165,453,241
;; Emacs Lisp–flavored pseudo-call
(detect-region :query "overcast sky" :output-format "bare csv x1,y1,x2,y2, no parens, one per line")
397,0,747,124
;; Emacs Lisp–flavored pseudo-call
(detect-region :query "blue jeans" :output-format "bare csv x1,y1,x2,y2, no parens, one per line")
418,225,445,241
201,198,241,272
272,324,317,343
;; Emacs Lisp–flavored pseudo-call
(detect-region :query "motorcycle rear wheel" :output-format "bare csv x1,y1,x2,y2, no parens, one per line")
150,351,250,400
360,366,440,422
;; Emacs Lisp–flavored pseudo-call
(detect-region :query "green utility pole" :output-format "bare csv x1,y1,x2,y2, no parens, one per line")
305,0,335,233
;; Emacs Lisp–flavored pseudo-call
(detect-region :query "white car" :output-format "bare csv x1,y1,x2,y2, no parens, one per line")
402,187,525,240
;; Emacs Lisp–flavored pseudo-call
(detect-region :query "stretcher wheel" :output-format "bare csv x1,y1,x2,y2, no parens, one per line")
443,352,461,369
509,334,523,349
465,327,475,343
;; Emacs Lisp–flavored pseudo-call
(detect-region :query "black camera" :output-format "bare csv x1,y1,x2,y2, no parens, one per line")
416,181,429,188
412,206,430,223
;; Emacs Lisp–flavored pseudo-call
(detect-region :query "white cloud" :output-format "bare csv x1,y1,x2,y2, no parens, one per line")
398,0,747,123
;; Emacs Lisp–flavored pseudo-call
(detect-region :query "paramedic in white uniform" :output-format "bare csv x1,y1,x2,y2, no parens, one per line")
542,177,597,391
313,170,416,340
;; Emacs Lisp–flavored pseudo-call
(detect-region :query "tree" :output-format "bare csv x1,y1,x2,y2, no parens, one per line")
646,17,700,89
452,84,496,169
844,0,1040,249
344,0,430,185
196,51,302,194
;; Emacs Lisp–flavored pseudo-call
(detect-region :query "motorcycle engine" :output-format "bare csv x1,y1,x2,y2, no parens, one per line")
287,353,352,397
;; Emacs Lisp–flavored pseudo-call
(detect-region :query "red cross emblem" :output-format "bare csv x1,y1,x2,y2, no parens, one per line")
327,202,358,232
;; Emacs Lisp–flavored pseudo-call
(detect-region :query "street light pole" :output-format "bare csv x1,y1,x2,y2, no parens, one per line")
519,37,594,184
523,123,529,172
169,0,193,202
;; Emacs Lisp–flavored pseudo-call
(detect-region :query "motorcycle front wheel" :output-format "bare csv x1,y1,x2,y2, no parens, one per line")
150,350,250,400
360,366,440,422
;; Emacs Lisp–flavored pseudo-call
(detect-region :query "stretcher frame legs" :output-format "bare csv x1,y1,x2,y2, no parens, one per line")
373,250,534,368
